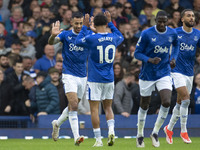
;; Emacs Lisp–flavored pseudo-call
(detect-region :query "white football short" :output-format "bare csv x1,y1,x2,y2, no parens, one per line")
86,82,114,101
171,72,194,94
62,74,87,99
139,76,172,97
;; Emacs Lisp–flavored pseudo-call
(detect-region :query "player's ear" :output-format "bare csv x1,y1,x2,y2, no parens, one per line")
70,19,73,26
181,17,184,23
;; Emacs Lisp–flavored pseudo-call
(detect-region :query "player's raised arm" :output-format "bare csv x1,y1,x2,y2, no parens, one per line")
104,11,124,45
75,14,90,47
48,21,62,45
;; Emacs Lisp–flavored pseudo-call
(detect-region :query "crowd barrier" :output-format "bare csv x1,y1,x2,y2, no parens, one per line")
0,115,199,139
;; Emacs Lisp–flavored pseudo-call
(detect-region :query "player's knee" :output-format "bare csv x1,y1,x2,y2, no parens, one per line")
69,101,78,111
180,93,190,100
181,100,190,108
140,103,149,110
162,101,170,108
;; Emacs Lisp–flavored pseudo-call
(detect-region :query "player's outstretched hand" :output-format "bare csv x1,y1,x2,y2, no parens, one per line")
84,14,90,27
148,57,161,64
170,58,176,69
104,11,111,23
51,21,63,36
90,16,97,33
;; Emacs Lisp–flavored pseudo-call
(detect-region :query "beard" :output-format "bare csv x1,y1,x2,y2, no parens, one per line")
0,64,9,69
185,21,194,27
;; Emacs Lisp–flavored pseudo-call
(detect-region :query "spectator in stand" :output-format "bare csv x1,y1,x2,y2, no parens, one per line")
55,50,63,61
5,6,24,35
5,52,22,75
165,0,184,18
113,72,135,117
139,3,156,26
56,2,69,21
33,71,60,116
92,9,104,19
194,53,200,76
0,54,9,72
123,23,138,50
114,46,130,70
194,12,200,31
90,0,105,16
0,68,14,115
114,62,124,85
129,17,142,39
0,0,10,22
193,0,200,13
19,35,36,60
68,0,83,13
48,67,68,112
23,0,39,19
122,2,136,21
102,0,112,9
140,0,162,17
107,4,128,28
170,10,181,27
0,22,13,47
40,0,58,19
131,70,140,114
35,25,51,59
192,73,200,114
39,5,55,27
115,2,123,17
32,6,42,25
6,60,30,116
34,44,56,73
22,56,36,78
55,60,63,77
22,75,37,122
6,40,22,55
60,9,72,30
0,35,10,55
126,43,137,64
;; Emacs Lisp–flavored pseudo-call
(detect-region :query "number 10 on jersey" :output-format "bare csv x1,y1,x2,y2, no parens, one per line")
97,45,116,64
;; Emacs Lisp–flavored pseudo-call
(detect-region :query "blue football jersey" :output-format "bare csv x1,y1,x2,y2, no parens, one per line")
134,26,179,81
75,22,124,83
172,27,200,76
57,29,89,77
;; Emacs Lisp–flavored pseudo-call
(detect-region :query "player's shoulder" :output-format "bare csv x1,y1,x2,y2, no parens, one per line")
193,28,200,34
143,26,154,33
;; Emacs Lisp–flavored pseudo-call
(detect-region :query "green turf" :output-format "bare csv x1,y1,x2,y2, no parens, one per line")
0,137,200,150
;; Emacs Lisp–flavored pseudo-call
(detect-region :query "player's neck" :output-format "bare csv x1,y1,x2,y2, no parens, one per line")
96,26,107,33
183,25,192,33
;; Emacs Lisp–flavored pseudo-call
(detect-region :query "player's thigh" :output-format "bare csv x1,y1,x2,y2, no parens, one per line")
62,74,78,94
77,77,87,99
101,82,114,101
185,75,194,94
171,72,186,90
86,82,102,101
156,76,172,92
139,79,156,96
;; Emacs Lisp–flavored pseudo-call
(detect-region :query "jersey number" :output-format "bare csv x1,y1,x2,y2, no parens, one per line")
97,45,115,64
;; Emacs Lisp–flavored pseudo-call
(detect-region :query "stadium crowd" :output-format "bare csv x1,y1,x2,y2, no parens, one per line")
0,0,200,121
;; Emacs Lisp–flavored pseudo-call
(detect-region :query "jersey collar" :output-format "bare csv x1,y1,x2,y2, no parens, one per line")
72,29,78,35
154,25,167,34
182,26,193,34
97,32,108,34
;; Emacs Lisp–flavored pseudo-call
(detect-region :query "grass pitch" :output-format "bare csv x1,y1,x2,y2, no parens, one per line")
0,137,200,150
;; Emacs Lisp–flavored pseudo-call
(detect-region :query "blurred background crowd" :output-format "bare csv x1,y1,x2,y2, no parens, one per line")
0,0,200,121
